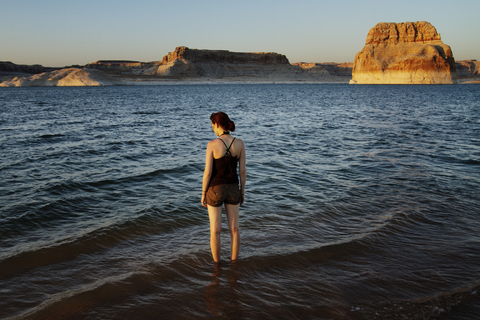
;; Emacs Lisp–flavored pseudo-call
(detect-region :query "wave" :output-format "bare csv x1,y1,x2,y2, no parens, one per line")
131,111,163,115
1,161,200,222
38,134,66,140
3,251,215,320
0,205,205,278
4,272,136,320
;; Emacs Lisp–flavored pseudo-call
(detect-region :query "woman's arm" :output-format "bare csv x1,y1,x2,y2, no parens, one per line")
238,140,246,205
201,141,214,207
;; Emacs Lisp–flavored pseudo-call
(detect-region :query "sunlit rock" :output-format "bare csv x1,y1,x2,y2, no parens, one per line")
350,21,457,84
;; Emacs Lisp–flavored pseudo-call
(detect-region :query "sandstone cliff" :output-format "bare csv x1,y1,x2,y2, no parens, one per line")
160,46,290,65
147,46,296,78
85,47,351,82
0,68,122,87
350,21,457,84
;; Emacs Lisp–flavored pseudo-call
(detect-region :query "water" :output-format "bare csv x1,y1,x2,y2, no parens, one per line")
1,84,479,319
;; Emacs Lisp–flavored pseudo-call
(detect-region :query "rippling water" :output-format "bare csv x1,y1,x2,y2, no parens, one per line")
1,84,480,319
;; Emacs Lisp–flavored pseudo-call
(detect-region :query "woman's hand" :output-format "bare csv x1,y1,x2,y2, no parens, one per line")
201,193,207,207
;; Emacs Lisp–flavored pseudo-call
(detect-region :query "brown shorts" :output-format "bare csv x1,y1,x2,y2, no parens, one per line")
206,184,241,207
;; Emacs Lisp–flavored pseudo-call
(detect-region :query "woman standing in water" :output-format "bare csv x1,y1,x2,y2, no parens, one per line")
202,112,246,263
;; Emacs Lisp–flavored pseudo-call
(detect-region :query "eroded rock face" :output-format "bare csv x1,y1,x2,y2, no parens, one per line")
350,21,457,84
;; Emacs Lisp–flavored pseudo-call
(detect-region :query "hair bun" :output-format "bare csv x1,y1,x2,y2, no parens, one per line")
228,120,235,132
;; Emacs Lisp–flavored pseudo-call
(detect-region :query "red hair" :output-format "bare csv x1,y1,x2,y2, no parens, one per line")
210,112,235,132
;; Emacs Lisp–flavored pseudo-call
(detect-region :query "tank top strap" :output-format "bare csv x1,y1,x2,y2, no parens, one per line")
218,137,236,157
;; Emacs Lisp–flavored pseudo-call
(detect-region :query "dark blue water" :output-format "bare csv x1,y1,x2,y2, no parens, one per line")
1,84,480,319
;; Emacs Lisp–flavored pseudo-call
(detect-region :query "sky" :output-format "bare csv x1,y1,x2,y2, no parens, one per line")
1,0,479,67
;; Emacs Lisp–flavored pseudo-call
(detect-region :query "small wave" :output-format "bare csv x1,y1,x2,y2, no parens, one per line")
5,272,135,320
0,205,204,278
39,134,66,139
461,159,480,165
3,252,212,320
429,153,480,166
131,111,162,115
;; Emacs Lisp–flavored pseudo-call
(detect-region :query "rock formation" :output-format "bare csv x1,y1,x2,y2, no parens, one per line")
294,62,353,77
456,60,480,78
85,47,351,82
350,21,457,84
160,46,290,65
85,60,159,74
0,68,122,87
1,47,356,86
144,46,297,78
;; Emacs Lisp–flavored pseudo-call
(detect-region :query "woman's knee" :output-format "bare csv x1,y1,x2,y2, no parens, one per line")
211,225,222,236
229,226,239,235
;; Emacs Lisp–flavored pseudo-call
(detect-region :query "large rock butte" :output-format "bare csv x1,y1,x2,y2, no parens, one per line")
150,46,295,78
350,21,457,84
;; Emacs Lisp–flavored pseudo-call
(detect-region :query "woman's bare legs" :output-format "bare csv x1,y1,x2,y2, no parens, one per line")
207,205,222,263
225,204,240,261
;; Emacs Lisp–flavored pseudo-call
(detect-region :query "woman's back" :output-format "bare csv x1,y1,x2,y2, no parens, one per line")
211,136,243,159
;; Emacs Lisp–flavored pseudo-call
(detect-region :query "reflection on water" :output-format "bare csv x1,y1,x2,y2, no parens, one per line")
205,261,240,318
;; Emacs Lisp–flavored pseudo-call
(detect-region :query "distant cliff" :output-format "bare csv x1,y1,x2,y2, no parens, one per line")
350,21,457,84
1,55,354,86
160,46,290,65
84,46,351,82
153,47,293,78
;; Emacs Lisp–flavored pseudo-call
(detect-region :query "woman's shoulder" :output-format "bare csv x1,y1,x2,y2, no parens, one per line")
234,137,244,146
208,136,244,147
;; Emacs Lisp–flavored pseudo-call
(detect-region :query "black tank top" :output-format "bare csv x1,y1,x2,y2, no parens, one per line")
209,138,239,187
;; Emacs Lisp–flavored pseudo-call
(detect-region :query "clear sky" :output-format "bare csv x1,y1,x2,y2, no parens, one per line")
1,0,479,67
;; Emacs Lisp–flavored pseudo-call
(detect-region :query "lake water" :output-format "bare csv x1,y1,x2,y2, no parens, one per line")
1,84,480,319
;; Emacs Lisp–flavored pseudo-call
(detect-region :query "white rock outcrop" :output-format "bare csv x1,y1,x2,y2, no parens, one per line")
0,68,122,87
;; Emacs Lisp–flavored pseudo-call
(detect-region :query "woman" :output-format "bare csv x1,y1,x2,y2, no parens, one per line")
201,112,246,263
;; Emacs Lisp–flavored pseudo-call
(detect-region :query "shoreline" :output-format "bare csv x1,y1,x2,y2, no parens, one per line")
119,77,352,86
1,72,479,87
